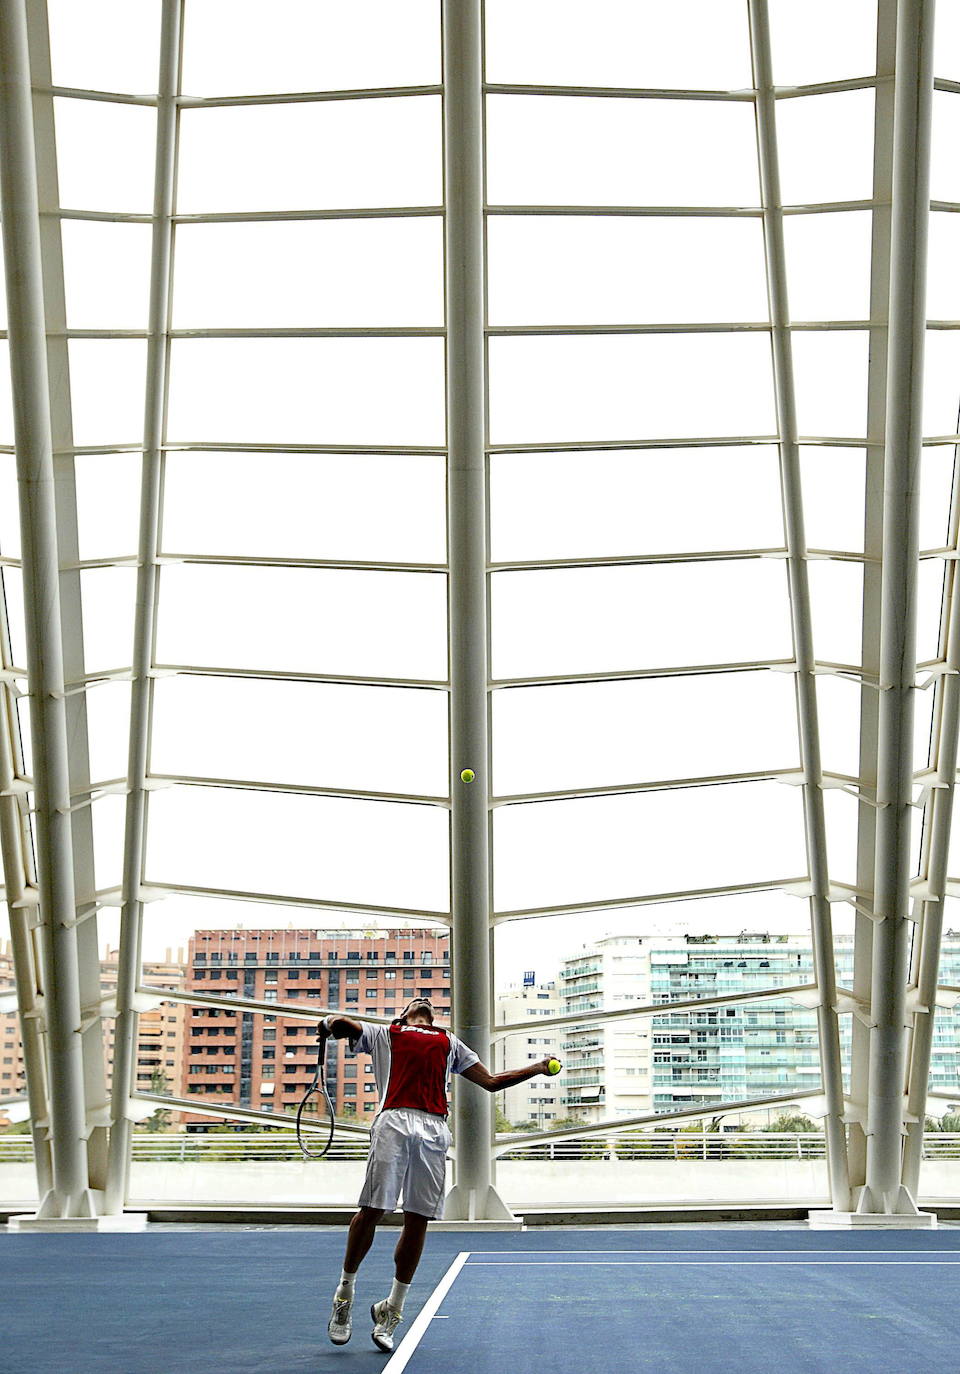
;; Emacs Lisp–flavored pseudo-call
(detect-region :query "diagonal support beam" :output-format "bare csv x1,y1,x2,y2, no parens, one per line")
748,0,851,1211
0,0,90,1217
105,0,183,1215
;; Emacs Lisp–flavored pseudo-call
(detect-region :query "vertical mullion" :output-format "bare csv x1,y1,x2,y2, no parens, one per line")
444,0,510,1220
105,0,183,1213
747,0,851,1211
865,0,935,1213
0,0,90,1215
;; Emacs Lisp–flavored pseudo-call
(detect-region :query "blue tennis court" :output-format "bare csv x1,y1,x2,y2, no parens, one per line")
3,1226,959,1373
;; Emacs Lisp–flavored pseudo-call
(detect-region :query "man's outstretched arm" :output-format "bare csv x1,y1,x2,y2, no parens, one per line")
460,1058,558,1093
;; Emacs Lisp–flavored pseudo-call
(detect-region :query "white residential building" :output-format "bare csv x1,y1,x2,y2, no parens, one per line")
493,979,563,1128
561,936,653,1123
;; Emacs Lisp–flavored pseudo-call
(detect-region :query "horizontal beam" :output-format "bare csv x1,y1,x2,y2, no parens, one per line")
491,658,797,689
492,767,801,808
137,984,398,1025
154,664,449,691
487,199,877,218
494,980,819,1038
140,878,451,924
131,1090,371,1136
491,874,808,924
492,1089,824,1154
150,772,450,809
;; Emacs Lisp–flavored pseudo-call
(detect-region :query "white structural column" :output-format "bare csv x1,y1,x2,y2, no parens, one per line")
0,0,92,1218
105,0,182,1213
863,0,935,1218
442,0,510,1222
0,579,51,1195
747,0,851,1213
849,0,898,1200
901,528,960,1194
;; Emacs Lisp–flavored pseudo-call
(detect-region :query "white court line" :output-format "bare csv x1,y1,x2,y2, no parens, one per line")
464,1260,960,1266
381,1251,470,1374
467,1248,960,1255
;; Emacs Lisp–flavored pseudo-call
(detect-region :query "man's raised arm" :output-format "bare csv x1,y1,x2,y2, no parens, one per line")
323,1015,364,1041
460,1058,558,1093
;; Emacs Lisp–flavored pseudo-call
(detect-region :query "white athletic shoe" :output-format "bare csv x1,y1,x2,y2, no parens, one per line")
370,1299,403,1353
327,1295,353,1345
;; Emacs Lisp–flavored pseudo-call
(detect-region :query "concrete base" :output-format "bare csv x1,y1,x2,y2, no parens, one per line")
808,1209,938,1229
7,1211,148,1232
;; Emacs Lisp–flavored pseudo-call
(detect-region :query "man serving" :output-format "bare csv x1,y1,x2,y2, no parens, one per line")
320,997,559,1353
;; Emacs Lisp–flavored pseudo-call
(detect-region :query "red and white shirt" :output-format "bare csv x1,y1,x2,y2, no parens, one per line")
352,1022,479,1119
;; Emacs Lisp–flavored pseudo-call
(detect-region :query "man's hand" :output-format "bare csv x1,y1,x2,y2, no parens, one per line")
533,1057,560,1077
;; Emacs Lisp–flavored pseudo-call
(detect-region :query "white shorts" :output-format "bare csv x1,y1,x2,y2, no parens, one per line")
358,1108,452,1221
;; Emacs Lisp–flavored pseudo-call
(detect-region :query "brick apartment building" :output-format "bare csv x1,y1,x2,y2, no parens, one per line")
0,942,188,1129
100,946,187,1122
0,943,26,1121
180,927,450,1129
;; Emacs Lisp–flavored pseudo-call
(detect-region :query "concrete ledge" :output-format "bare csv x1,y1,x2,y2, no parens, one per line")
7,1212,148,1232
808,1209,938,1229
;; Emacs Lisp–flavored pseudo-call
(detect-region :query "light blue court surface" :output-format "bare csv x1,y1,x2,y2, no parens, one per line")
3,1227,960,1373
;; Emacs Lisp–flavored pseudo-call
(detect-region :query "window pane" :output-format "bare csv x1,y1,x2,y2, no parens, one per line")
181,0,440,95
931,92,960,204
86,681,133,783
0,344,14,445
775,91,876,206
0,455,18,559
936,8,960,81
768,0,877,87
918,558,948,663
48,0,162,94
816,676,862,779
923,332,960,437
151,677,448,796
490,448,783,561
172,219,443,329
800,448,865,552
75,453,142,560
485,0,751,89
166,339,445,446
146,786,449,911
161,452,446,562
494,783,806,912
491,562,792,679
489,335,776,445
176,97,441,214
493,672,798,796
68,342,148,447
54,98,157,213
155,565,447,679
920,447,957,550
79,568,137,674
488,217,768,326
486,96,759,207
791,333,869,438
784,212,872,322
808,562,863,664
61,222,152,331
927,211,960,320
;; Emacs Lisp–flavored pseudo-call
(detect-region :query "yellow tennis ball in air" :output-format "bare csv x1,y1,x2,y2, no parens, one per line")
547,1058,561,1076
460,769,475,783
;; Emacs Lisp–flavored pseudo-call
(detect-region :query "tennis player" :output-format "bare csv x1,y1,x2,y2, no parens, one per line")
322,996,559,1352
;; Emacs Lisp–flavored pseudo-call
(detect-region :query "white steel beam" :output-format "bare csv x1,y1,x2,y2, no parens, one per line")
863,0,935,1217
748,0,850,1210
0,0,91,1218
105,0,182,1215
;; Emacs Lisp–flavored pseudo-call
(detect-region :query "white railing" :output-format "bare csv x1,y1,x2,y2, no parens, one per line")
3,1131,960,1165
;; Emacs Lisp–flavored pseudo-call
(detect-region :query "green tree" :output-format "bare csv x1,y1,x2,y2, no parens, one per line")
144,1067,171,1133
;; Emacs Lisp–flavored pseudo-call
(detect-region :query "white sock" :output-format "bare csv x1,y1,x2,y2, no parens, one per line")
388,1279,411,1313
335,1269,356,1302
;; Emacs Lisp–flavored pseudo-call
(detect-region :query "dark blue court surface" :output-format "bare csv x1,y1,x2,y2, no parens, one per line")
2,1227,959,1374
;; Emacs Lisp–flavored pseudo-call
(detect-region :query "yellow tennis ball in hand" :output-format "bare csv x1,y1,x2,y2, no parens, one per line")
547,1058,561,1075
